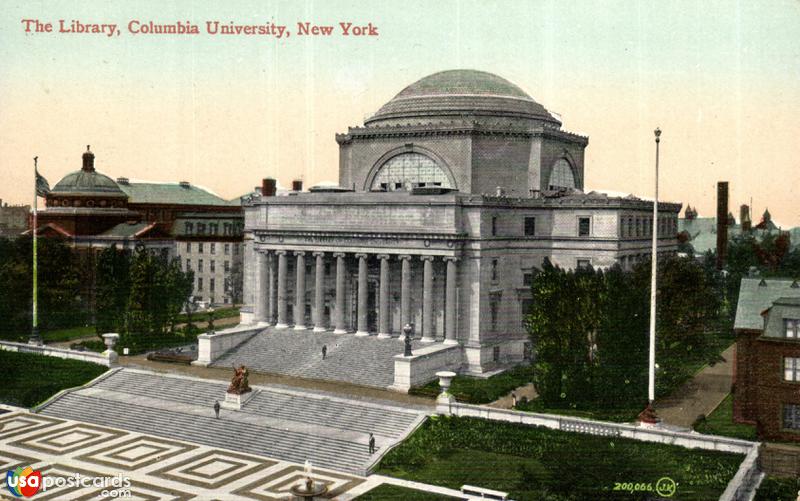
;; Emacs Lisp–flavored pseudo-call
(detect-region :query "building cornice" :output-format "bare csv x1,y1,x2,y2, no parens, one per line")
335,121,588,146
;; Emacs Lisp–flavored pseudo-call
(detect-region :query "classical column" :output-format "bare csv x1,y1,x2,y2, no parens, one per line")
268,253,277,324
313,252,325,332
444,257,459,344
421,256,435,342
275,250,288,329
294,251,306,330
399,255,412,339
377,254,391,338
253,251,268,324
333,252,347,334
355,253,369,336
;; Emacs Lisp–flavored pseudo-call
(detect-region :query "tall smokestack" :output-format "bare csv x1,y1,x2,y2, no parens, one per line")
716,181,728,270
262,178,276,197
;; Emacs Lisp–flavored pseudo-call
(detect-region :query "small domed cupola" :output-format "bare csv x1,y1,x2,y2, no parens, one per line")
82,145,95,172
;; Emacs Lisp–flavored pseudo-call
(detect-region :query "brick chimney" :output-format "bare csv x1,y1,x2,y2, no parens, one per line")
262,178,276,197
292,179,303,192
716,182,728,270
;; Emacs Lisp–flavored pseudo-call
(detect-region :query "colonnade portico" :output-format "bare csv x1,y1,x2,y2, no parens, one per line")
251,249,459,343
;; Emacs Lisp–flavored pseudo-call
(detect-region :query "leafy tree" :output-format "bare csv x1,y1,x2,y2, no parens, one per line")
95,246,130,335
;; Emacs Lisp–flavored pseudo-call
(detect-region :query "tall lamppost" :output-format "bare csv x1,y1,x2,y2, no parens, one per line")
639,127,661,425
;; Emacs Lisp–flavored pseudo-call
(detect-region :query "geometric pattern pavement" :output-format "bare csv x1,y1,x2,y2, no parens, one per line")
0,411,381,500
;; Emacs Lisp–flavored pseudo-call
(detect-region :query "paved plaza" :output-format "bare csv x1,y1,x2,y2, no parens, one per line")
36,369,426,476
0,409,460,500
211,329,426,389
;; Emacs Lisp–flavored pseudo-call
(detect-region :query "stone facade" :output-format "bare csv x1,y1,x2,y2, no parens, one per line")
241,70,681,375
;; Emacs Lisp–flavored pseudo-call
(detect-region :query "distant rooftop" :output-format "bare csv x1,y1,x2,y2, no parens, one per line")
735,277,800,330
117,181,233,206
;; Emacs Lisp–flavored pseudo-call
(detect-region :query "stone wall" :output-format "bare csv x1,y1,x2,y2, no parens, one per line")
194,326,262,366
390,343,463,392
0,341,113,367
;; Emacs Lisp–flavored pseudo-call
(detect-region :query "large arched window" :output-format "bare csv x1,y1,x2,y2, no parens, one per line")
547,159,576,190
371,153,452,191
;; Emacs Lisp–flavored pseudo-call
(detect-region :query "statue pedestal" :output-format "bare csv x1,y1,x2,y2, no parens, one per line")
221,390,256,410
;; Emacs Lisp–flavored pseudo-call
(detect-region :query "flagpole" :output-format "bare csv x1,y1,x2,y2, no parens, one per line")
30,156,42,345
648,128,661,403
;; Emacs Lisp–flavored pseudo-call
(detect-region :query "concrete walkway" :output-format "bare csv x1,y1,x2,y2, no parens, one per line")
120,354,436,410
487,383,538,409
654,344,735,428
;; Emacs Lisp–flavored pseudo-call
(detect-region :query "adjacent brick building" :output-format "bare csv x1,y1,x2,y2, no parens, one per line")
734,277,800,441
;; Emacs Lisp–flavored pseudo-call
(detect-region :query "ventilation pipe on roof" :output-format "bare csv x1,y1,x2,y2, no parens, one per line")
179,181,190,188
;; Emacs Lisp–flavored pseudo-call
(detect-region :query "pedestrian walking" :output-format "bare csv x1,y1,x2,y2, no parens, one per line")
322,345,327,360
368,433,375,455
214,400,221,419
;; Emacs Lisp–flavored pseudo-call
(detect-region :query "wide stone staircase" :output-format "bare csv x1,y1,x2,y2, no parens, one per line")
211,329,425,389
38,369,425,474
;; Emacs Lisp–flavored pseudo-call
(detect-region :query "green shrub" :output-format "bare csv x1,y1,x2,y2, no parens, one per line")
409,364,535,404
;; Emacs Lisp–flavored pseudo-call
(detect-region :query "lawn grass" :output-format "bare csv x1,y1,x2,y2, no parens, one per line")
754,475,800,501
514,398,641,423
376,415,744,501
355,484,460,500
693,394,757,441
0,350,107,408
409,364,535,404
176,306,240,325
41,325,96,343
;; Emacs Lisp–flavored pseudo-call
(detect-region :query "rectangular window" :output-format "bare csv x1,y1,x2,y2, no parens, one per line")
785,319,800,338
627,217,634,238
197,223,206,235
184,222,193,235
210,278,215,292
784,404,800,430
234,244,240,255
492,346,500,362
491,259,498,281
198,243,204,254
210,260,216,273
185,242,191,252
198,259,204,273
491,216,498,236
523,272,535,287
224,243,230,255
210,243,216,254
210,224,218,235
185,259,191,271
197,277,203,291
490,298,499,330
224,260,230,272
524,217,536,236
578,217,591,237
324,262,331,276
577,259,591,269
785,358,800,381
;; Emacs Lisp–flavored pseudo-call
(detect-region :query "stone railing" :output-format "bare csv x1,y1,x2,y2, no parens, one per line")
389,343,463,392
193,325,262,366
0,339,117,367
437,400,764,500
438,401,755,454
719,444,763,501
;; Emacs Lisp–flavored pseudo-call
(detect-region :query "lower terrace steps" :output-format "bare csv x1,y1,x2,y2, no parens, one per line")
37,368,426,475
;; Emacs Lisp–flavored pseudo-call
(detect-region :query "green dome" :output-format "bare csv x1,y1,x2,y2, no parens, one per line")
51,170,125,195
367,69,559,126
